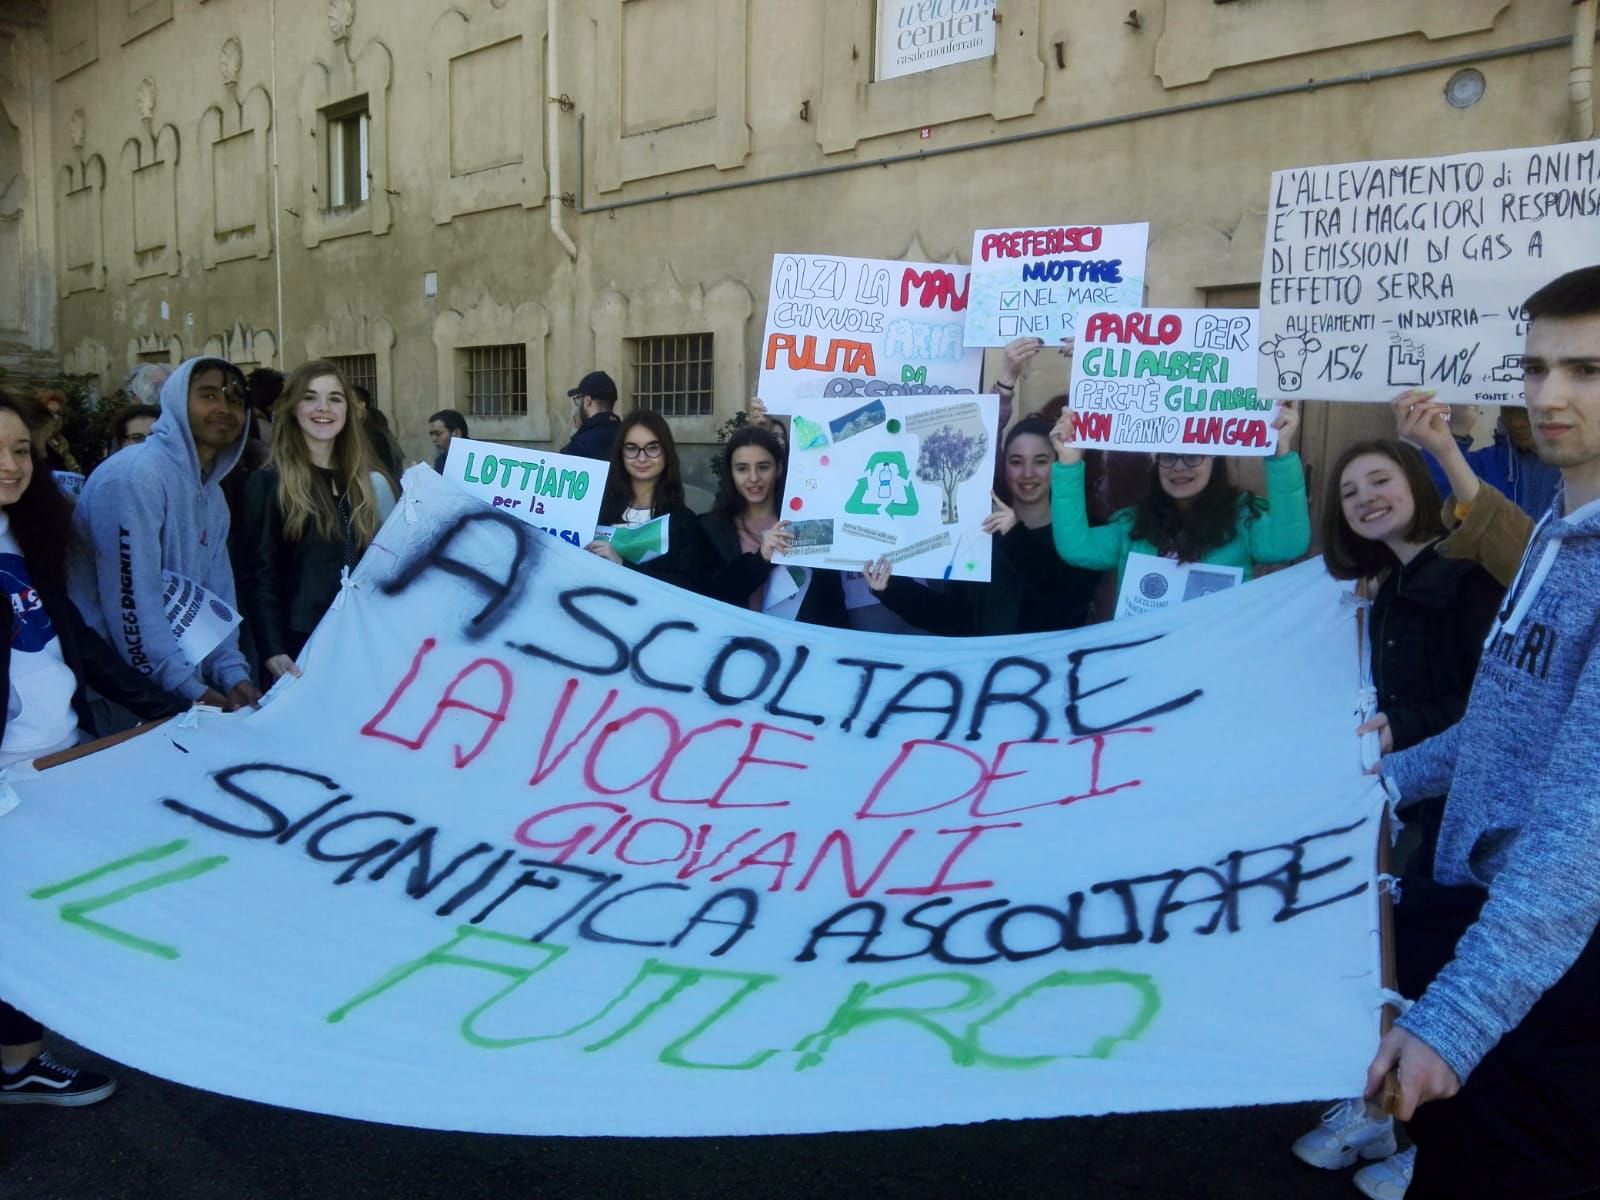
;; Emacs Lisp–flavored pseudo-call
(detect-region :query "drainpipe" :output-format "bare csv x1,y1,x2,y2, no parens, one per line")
547,0,578,261
1572,0,1596,141
268,0,285,366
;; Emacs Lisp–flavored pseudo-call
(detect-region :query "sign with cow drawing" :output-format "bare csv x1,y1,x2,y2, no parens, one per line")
1067,307,1276,457
758,253,985,406
1261,140,1600,404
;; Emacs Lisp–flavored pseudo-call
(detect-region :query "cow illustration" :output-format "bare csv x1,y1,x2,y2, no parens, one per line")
1261,333,1321,393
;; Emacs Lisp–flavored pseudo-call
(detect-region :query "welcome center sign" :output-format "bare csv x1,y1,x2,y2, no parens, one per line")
0,468,1386,1136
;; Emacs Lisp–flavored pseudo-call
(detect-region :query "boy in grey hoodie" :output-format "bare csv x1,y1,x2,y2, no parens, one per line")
70,357,261,710
1366,266,1600,1198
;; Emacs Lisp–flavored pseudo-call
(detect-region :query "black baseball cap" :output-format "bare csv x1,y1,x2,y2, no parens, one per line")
567,371,617,403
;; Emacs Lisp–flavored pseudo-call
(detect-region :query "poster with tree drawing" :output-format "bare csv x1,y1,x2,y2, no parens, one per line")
773,394,999,582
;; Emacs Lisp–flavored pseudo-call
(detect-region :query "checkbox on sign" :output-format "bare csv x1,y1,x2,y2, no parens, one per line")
998,316,1021,337
1000,291,1022,312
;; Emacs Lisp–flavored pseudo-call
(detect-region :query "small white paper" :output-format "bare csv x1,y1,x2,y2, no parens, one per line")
161,571,241,668
1115,552,1243,620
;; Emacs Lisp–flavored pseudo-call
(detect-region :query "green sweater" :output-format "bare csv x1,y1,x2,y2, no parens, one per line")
1050,454,1311,590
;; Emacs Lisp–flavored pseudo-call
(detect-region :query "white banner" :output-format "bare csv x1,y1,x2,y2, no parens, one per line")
1069,307,1274,456
875,0,998,81
0,467,1384,1136
775,394,1000,582
759,253,983,406
965,223,1149,347
442,436,606,547
1261,140,1600,403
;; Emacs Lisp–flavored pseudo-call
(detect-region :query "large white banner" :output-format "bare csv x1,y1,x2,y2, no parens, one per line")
0,468,1385,1136
759,253,983,405
1261,140,1600,403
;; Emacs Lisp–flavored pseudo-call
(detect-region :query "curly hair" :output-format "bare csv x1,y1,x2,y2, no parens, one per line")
1128,457,1252,563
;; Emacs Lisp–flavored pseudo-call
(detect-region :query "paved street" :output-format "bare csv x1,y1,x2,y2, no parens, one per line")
2,1043,1377,1200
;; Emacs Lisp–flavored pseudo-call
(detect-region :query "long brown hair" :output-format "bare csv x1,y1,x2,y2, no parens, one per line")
599,409,685,522
1321,439,1445,580
270,360,380,547
711,425,786,519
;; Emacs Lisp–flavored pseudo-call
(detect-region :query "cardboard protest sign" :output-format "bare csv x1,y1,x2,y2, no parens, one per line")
1261,140,1600,403
1069,307,1275,456
774,394,1000,582
875,0,997,81
1115,552,1243,620
160,571,241,669
965,223,1149,347
443,436,606,546
0,468,1385,1136
759,253,983,406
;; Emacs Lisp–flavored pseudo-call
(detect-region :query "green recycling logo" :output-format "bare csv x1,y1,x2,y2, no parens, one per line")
844,451,920,517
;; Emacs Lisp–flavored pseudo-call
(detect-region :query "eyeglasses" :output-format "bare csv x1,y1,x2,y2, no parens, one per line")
621,441,664,460
1155,453,1207,469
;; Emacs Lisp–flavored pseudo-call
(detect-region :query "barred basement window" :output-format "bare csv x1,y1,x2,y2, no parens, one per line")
463,344,528,417
329,353,378,401
630,333,713,418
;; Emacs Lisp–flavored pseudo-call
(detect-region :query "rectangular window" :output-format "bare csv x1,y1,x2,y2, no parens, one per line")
137,350,172,365
463,344,528,418
329,353,378,401
629,333,713,418
325,97,371,210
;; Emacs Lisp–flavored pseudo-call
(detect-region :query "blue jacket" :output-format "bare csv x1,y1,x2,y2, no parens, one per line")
1423,431,1561,520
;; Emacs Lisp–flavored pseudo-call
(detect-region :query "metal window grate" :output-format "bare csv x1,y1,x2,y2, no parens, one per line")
630,333,713,418
329,353,377,401
463,344,528,417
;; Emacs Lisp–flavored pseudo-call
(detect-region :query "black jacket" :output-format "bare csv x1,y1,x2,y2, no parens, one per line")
696,511,848,627
600,504,701,593
562,412,621,461
1370,541,1503,753
240,467,357,661
876,522,1101,636
0,568,184,746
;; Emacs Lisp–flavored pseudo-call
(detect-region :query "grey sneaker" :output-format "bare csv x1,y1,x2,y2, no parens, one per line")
1353,1145,1415,1200
1291,1097,1397,1169
0,1052,117,1107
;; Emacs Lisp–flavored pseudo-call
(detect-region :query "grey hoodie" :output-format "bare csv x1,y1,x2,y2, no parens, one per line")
1386,487,1600,1083
69,357,251,700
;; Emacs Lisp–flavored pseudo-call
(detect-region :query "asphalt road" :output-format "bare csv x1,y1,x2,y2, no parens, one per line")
1,1043,1377,1200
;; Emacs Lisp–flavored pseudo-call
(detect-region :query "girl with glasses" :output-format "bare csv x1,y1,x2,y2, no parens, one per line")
586,409,700,590
1048,396,1310,594
239,361,396,683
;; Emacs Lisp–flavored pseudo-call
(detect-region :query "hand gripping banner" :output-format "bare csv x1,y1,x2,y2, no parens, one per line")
0,467,1386,1136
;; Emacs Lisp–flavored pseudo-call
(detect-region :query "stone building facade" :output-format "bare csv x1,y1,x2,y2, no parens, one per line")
0,0,1590,512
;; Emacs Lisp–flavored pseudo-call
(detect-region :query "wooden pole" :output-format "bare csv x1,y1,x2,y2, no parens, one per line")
33,717,173,772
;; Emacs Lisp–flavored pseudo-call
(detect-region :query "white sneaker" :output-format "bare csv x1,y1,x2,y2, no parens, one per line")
1353,1145,1415,1200
1291,1097,1397,1169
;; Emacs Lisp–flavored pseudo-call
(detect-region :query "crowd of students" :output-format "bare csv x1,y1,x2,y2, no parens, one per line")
1,267,1597,1200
